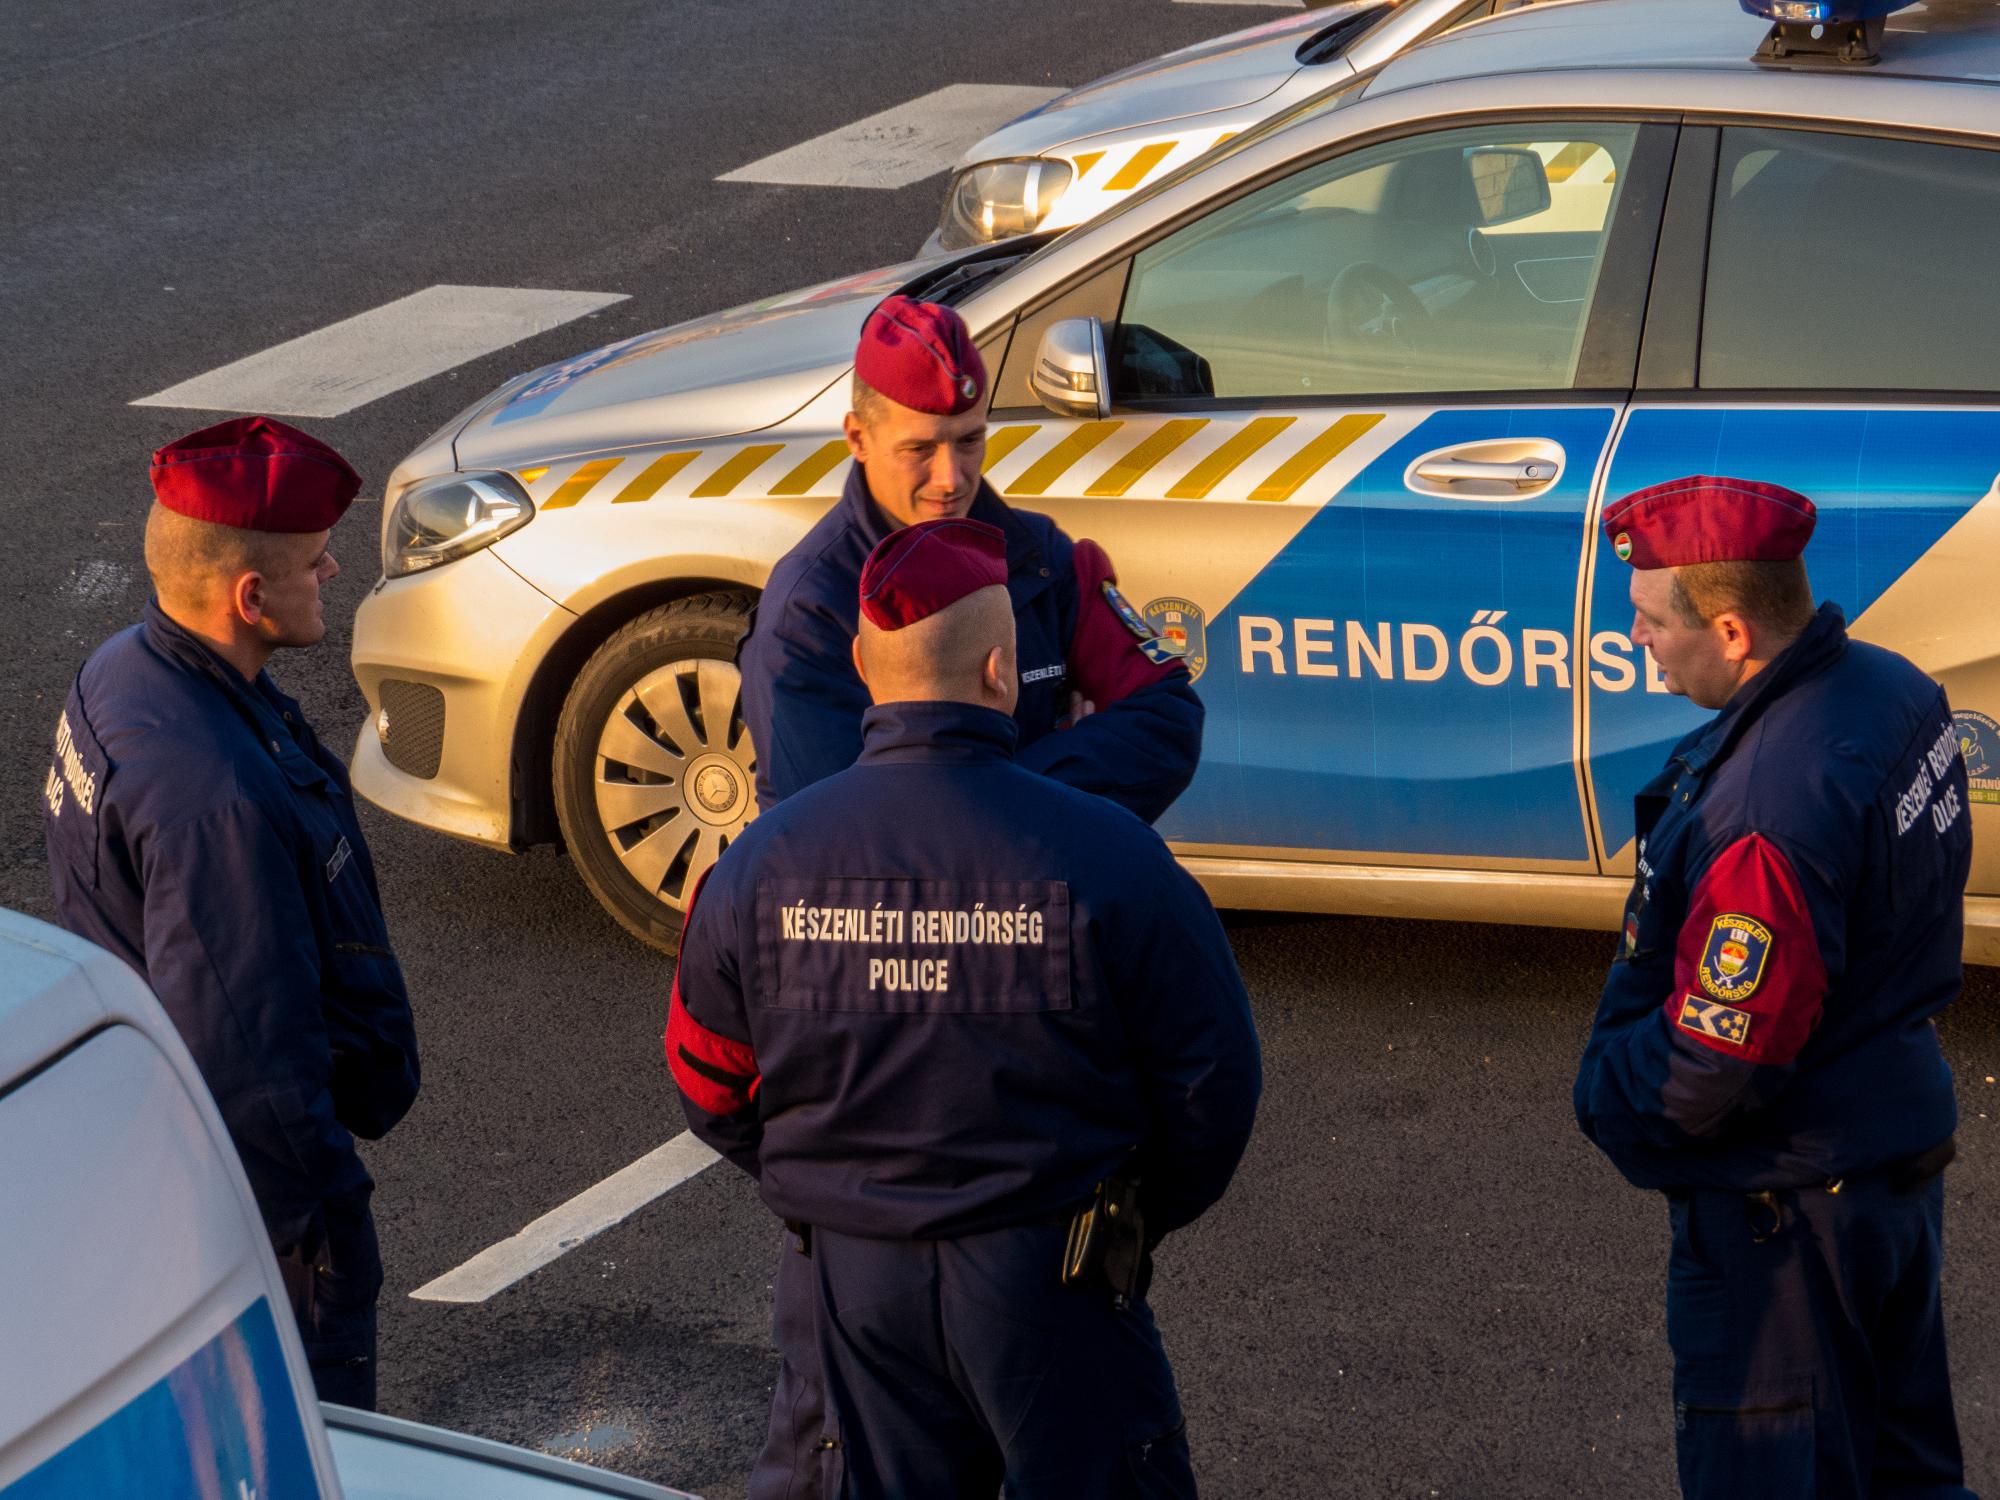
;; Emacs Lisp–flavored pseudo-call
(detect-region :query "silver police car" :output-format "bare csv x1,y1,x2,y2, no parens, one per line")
352,0,2000,956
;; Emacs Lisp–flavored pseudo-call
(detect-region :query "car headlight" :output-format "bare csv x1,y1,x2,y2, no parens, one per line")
936,158,1075,250
382,471,534,579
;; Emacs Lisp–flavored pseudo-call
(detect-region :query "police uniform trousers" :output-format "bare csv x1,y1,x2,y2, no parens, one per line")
1665,1166,1973,1500
750,1230,827,1500
759,1221,1195,1500
273,1187,383,1410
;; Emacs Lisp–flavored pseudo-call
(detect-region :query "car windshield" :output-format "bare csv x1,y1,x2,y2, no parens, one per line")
956,68,1380,304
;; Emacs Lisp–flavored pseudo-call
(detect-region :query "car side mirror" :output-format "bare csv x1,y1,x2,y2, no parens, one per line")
1029,317,1111,420
1464,146,1551,227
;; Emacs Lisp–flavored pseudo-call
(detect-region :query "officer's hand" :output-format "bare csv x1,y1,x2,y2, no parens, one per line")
1069,691,1098,723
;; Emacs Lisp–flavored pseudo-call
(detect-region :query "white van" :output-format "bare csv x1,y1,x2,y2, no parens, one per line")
0,909,699,1500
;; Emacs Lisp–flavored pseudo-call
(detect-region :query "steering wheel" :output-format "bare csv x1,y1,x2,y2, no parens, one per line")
1322,262,1432,375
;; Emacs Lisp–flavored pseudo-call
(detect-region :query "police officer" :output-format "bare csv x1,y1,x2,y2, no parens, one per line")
671,518,1261,1498
738,294,1202,823
43,417,420,1410
1572,476,1976,1498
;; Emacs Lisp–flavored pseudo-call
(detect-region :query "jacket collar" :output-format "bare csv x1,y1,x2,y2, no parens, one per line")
141,597,330,790
838,463,1051,583
857,700,1020,765
1676,602,1849,781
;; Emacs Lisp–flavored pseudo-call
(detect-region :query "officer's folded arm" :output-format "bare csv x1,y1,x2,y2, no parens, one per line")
1581,831,1836,1151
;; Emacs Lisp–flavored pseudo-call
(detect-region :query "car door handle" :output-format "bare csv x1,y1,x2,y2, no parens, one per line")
1402,439,1567,501
1412,458,1556,487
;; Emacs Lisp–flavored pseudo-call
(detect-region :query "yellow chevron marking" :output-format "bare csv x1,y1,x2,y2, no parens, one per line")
1248,413,1384,503
1213,132,1237,148
1106,141,1175,192
1086,419,1208,497
1006,421,1123,497
542,458,621,510
981,424,1041,473
611,451,699,505
768,439,851,496
517,466,549,485
1069,150,1105,180
1543,141,1600,184
692,444,785,498
1167,418,1296,500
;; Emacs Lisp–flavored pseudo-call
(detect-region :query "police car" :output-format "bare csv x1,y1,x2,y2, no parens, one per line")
0,911,699,1499
351,0,2000,957
929,0,1546,252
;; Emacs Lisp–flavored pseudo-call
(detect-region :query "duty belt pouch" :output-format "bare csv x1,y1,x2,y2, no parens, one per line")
1062,1171,1145,1306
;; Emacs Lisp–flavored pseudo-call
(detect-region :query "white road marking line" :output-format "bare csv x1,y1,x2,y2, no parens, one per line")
719,83,1062,190
61,560,134,604
409,1131,720,1304
132,284,629,419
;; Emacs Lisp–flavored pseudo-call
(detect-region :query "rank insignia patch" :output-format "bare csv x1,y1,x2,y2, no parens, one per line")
1142,596,1207,682
1678,994,1753,1046
1698,913,1772,1002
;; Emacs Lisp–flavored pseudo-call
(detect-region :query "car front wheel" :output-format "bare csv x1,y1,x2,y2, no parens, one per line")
553,593,757,954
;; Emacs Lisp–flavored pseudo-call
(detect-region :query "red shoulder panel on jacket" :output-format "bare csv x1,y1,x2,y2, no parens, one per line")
1666,833,1829,1066
665,870,760,1117
1067,538,1184,707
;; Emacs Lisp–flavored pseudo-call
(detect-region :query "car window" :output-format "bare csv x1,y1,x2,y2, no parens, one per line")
1112,121,1642,400
1701,128,2000,393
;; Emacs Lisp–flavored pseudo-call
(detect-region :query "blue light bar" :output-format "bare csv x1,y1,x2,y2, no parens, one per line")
1739,0,1915,23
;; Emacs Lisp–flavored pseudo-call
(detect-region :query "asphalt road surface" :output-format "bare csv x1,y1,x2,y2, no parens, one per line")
3,4,1995,1496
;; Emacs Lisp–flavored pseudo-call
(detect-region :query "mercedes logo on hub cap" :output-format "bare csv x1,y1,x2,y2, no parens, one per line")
694,764,740,815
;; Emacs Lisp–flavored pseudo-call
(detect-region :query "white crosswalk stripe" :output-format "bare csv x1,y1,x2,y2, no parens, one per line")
132,284,628,419
719,83,1062,190
409,1132,720,1304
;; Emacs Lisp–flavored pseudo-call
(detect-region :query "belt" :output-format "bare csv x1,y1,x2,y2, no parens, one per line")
1825,1134,1957,1196
1738,1136,1956,1244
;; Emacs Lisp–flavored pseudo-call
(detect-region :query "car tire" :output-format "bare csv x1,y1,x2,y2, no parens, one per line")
553,593,758,954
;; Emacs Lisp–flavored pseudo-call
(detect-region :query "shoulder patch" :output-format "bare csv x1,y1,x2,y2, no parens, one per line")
1698,914,1772,1002
1102,580,1156,642
1678,994,1753,1047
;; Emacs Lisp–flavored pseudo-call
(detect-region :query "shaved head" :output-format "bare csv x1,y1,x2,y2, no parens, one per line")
144,503,323,614
853,583,1017,714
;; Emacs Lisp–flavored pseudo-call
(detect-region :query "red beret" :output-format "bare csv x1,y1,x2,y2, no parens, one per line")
1602,474,1815,569
859,518,1008,630
855,296,987,417
149,415,362,533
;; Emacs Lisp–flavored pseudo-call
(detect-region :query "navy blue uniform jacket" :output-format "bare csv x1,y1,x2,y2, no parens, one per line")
43,602,420,1253
668,700,1262,1240
738,464,1203,822
1575,605,1969,1191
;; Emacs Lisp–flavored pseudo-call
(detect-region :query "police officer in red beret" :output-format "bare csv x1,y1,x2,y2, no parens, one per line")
733,299,1206,1498
674,519,1260,1498
43,417,420,1409
738,295,1203,824
1573,477,1976,1498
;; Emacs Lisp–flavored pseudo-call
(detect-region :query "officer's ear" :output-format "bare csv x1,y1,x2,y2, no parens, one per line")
230,570,269,629
851,632,871,689
1711,609,1755,666
843,410,869,464
981,645,1009,700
